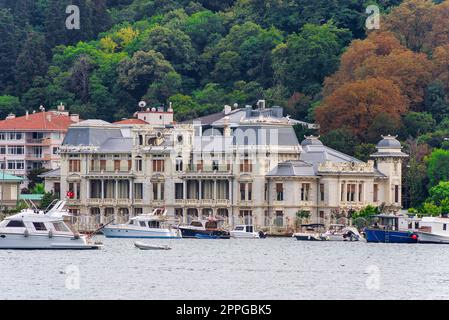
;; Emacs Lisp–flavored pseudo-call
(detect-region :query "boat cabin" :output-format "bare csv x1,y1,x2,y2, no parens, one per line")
233,225,255,233
189,220,218,229
371,214,420,232
0,213,75,236
300,223,325,233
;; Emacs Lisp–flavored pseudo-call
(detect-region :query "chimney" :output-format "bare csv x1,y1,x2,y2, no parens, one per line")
70,114,80,123
257,99,266,110
57,102,65,111
26,110,29,120
223,116,231,137
5,113,15,120
223,105,232,115
245,105,252,118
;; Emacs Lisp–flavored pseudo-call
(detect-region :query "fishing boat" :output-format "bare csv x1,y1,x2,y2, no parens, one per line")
415,216,449,244
321,224,362,241
293,223,327,241
364,214,420,243
103,208,181,238
230,225,261,239
178,217,230,239
0,200,101,250
134,241,171,250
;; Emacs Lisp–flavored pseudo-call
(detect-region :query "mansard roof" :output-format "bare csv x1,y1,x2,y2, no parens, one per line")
266,160,316,177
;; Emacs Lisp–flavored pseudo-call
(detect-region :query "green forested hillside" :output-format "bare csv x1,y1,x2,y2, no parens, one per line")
0,0,400,123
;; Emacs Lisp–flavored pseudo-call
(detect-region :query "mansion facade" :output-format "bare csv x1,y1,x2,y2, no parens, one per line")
42,101,408,232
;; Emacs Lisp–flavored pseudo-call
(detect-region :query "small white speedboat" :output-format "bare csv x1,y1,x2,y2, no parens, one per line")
230,225,262,238
134,241,171,250
0,201,101,250
293,224,327,241
103,208,181,239
321,224,362,241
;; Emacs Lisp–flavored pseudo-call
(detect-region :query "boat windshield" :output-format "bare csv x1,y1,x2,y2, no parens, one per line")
6,220,25,228
191,221,203,227
234,226,245,231
53,222,70,232
148,221,160,228
205,221,218,229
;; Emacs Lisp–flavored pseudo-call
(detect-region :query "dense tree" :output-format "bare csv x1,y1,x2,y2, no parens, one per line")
402,112,436,138
15,32,49,94
424,81,449,123
0,9,21,92
273,22,351,96
141,26,197,73
316,78,407,140
0,95,24,119
320,127,359,156
384,0,434,52
405,157,429,208
426,148,449,188
118,50,177,100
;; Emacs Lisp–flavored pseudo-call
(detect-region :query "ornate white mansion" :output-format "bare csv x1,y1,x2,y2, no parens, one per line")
42,100,408,232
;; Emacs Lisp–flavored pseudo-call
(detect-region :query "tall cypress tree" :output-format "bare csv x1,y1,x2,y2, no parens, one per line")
15,32,49,94
0,9,20,92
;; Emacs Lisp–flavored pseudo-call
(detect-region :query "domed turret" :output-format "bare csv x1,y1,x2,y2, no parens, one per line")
371,135,408,158
301,135,323,147
376,135,402,149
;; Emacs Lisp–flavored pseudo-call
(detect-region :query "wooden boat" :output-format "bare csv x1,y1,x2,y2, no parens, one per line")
134,241,171,250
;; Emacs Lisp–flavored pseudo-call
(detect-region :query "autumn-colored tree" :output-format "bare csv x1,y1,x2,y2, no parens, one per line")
316,78,407,140
384,0,434,52
432,45,449,93
354,49,432,111
323,31,405,96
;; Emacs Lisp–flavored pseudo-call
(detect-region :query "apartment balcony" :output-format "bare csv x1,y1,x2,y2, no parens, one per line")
66,199,81,206
181,164,233,178
177,198,231,207
25,153,51,161
133,199,144,205
237,200,254,207
86,170,135,178
26,138,52,146
86,198,132,206
299,201,315,207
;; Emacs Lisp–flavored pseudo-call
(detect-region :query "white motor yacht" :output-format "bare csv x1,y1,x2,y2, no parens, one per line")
415,216,449,244
0,201,101,250
103,208,181,238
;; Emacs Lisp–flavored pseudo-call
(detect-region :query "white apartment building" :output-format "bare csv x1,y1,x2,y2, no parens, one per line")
46,101,407,232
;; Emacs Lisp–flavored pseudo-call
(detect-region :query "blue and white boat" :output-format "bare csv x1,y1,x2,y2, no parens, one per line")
364,214,420,243
103,208,181,239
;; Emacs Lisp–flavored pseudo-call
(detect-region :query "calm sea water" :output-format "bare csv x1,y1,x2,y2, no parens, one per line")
1,237,448,300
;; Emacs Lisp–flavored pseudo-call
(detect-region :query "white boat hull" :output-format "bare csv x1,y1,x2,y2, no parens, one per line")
230,231,259,239
103,226,181,238
0,233,101,250
134,241,171,250
416,232,449,244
